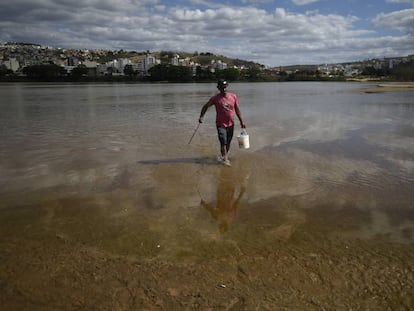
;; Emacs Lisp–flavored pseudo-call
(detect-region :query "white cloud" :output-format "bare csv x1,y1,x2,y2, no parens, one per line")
373,8,414,34
241,0,274,4
154,5,166,11
386,0,414,5
0,0,413,66
190,0,227,9
292,0,320,5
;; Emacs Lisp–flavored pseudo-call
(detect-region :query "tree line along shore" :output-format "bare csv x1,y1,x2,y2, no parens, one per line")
1,63,414,83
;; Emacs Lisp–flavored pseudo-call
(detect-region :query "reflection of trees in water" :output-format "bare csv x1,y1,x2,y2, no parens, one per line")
200,168,246,233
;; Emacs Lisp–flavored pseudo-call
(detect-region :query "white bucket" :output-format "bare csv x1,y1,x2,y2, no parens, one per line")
237,129,250,149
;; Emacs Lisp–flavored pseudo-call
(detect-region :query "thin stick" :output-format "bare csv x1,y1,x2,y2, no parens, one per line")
188,123,201,144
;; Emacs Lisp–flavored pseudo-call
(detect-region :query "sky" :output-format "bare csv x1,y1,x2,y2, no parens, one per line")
1,0,414,67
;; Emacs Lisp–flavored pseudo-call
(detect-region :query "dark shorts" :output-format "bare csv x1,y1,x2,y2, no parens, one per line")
217,125,234,145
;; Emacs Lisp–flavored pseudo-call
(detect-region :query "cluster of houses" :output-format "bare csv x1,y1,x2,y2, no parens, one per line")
0,43,229,77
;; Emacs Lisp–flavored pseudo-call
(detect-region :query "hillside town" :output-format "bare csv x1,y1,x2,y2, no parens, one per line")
0,42,234,78
1,42,414,80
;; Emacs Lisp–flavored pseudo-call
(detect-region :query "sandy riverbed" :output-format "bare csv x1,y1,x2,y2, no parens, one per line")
1,175,413,310
356,82,414,93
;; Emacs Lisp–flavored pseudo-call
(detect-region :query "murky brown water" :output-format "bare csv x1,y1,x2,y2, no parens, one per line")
1,82,413,309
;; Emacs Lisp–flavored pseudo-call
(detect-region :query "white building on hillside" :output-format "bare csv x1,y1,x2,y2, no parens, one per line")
133,54,160,76
211,59,227,70
2,58,20,72
143,54,157,73
171,54,180,66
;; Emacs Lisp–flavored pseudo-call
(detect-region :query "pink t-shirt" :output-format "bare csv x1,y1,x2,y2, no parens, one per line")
209,92,239,127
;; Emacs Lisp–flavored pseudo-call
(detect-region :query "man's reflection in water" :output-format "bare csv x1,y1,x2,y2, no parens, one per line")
200,168,246,233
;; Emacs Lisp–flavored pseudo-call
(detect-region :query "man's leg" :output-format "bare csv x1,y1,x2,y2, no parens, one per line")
225,126,234,159
217,127,233,166
217,127,230,165
217,127,227,158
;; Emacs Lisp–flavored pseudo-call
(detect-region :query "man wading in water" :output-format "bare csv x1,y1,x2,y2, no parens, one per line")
198,79,246,166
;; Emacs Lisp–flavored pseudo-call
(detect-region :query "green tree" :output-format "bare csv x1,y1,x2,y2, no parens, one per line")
221,68,241,81
245,67,261,81
391,60,414,81
148,64,193,82
0,64,13,76
22,64,66,80
361,66,389,77
123,64,135,77
148,64,169,81
71,64,88,79
173,65,193,82
194,66,215,82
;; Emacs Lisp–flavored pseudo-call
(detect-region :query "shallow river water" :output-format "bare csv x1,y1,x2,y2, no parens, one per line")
1,82,413,310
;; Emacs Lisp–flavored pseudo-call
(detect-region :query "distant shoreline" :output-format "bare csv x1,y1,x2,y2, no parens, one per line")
354,82,414,93
1,78,414,87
